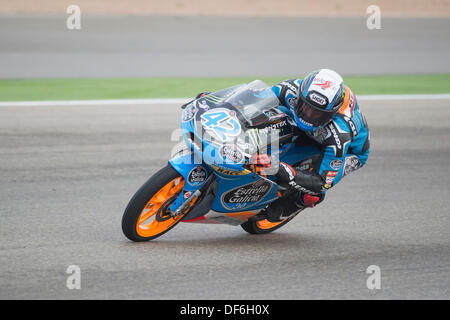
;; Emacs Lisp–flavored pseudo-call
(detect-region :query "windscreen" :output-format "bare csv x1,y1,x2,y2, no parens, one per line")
192,80,285,165
223,80,280,126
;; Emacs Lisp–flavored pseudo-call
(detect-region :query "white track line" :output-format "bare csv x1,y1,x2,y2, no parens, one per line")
0,98,190,107
0,94,449,107
358,94,450,101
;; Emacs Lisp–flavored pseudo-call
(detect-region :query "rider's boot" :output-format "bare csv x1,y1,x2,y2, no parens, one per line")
263,192,323,222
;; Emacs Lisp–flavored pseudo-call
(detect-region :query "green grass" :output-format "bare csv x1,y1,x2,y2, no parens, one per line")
0,74,449,101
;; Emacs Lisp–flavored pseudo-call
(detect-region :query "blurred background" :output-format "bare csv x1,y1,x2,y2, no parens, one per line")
1,0,449,100
1,0,450,79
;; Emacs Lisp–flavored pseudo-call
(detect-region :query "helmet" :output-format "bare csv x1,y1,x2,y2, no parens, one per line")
294,69,346,131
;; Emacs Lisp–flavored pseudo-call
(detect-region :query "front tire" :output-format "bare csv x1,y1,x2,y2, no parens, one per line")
121,164,185,242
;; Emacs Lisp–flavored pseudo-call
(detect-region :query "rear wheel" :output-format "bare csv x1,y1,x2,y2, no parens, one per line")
240,215,296,234
121,165,186,241
242,159,310,235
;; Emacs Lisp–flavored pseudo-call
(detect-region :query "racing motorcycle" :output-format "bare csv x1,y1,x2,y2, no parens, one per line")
121,80,321,241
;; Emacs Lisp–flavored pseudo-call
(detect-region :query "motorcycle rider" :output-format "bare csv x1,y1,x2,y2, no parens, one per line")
193,69,370,222
261,69,370,221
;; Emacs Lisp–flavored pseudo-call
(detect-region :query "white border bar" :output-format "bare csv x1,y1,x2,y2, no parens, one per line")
0,94,449,107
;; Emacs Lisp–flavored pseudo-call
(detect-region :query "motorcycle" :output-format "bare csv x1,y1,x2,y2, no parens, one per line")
121,80,320,241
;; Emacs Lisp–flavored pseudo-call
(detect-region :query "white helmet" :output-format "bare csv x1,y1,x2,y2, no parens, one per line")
294,69,346,131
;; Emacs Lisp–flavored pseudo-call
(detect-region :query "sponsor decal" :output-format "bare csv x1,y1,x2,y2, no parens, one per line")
270,120,287,130
313,76,339,91
183,191,192,199
259,120,287,135
330,159,343,170
246,128,263,148
309,92,327,106
210,165,251,176
221,180,272,210
288,181,316,195
182,103,197,122
220,144,244,164
313,79,333,89
281,81,298,93
343,155,362,176
281,162,295,180
298,117,314,128
204,94,225,105
325,171,338,186
329,124,342,149
198,100,210,110
344,115,358,137
187,166,207,186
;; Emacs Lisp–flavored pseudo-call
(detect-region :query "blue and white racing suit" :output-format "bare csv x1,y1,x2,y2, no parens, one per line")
271,79,370,194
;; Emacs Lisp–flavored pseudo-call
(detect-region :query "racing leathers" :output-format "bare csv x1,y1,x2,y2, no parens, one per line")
264,79,370,220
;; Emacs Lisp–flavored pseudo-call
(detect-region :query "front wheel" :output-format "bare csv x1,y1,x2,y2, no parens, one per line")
121,164,186,241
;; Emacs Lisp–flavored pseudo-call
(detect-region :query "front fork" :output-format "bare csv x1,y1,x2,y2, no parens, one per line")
168,152,216,219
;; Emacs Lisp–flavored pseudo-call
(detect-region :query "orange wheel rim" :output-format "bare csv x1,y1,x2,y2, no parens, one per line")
255,219,286,230
136,177,185,238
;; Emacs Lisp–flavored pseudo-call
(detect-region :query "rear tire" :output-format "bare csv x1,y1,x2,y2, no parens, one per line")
121,164,185,242
242,159,310,234
240,215,296,234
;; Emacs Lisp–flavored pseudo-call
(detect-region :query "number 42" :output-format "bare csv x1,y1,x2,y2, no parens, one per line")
201,110,241,142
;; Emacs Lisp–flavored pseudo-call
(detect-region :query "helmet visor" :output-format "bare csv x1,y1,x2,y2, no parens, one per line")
295,99,335,127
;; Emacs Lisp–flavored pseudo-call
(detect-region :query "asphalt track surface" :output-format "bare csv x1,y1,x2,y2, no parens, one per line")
1,15,450,78
0,98,449,300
